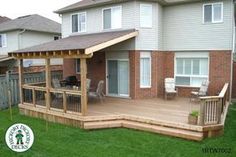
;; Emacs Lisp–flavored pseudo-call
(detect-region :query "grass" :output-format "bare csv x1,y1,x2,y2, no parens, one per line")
0,105,236,157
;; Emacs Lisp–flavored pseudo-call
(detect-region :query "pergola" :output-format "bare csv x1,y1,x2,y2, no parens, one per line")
8,29,138,116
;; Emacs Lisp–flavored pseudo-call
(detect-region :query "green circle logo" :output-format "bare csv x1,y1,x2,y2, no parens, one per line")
5,123,34,152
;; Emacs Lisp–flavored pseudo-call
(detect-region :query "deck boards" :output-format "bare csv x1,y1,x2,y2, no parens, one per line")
87,97,200,124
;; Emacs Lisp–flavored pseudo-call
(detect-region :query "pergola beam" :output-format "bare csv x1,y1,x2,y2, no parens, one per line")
8,50,93,59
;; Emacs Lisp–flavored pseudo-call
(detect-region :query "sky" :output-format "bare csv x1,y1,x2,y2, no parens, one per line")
0,0,81,23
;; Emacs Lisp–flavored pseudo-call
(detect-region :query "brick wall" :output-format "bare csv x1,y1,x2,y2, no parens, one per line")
208,51,231,96
63,50,231,99
63,52,106,92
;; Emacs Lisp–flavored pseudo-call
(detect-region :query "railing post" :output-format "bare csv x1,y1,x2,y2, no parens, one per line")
32,88,36,107
45,59,51,110
18,59,24,104
199,99,205,126
217,98,222,124
63,91,67,113
80,58,87,116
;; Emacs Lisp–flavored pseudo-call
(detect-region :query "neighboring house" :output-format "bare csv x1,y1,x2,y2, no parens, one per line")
0,16,11,24
0,14,62,70
53,0,234,98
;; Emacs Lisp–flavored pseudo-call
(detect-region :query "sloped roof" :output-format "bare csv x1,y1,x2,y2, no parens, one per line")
9,29,138,59
55,0,202,14
11,29,137,53
0,16,11,24
0,14,61,34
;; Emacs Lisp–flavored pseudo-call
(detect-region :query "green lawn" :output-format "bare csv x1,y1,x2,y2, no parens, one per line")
0,105,236,157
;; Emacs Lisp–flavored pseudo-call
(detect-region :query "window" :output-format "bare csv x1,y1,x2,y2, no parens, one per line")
175,56,209,87
72,12,86,33
140,4,152,28
140,52,151,88
203,3,223,23
103,6,122,29
0,34,7,48
76,59,80,73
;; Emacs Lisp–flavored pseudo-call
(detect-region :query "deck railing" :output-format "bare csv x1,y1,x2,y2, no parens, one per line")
199,83,229,126
22,83,82,115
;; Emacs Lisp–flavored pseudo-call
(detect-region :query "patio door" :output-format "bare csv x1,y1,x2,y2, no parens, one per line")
107,60,129,97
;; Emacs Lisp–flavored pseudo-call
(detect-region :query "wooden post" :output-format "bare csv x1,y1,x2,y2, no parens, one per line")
63,91,67,113
45,59,51,110
199,100,205,126
217,98,222,124
32,88,36,107
80,58,87,116
18,59,24,104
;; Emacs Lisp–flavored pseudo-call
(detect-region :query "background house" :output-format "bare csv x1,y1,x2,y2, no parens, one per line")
53,0,234,99
0,14,62,73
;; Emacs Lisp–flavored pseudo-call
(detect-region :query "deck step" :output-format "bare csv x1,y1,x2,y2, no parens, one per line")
84,120,203,141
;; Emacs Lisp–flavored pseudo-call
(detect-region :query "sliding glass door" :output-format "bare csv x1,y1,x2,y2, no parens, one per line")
107,60,129,97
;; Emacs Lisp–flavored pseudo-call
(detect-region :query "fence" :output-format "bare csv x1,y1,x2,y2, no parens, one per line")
0,70,62,109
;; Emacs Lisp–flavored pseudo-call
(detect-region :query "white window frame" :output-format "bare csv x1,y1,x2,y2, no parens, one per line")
0,34,7,48
71,12,87,33
202,2,223,24
102,6,122,30
140,52,152,88
174,53,209,88
140,4,153,28
76,59,80,74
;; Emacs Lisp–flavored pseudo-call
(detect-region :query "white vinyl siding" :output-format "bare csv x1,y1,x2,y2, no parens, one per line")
140,4,152,28
140,52,151,88
103,6,122,30
175,53,209,87
72,12,86,33
203,2,223,23
0,34,7,48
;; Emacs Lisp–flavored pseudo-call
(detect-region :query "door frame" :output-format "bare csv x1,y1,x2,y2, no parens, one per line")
106,59,130,98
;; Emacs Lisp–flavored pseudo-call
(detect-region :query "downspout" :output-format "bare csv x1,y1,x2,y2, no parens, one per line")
230,0,235,102
18,29,26,49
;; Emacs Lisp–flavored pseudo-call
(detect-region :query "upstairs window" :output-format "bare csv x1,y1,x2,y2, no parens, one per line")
72,12,86,33
103,6,122,29
140,4,152,28
0,34,7,48
203,2,223,23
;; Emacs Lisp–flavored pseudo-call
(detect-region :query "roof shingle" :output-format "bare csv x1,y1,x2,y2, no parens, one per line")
0,14,61,34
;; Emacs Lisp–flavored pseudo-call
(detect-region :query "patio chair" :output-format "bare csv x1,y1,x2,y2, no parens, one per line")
52,78,63,106
190,80,209,102
88,80,105,103
164,78,178,100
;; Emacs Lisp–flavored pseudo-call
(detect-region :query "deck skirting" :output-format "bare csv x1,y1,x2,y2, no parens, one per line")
18,103,226,141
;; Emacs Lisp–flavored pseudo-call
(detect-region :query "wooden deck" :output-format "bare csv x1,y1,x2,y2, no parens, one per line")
87,97,199,124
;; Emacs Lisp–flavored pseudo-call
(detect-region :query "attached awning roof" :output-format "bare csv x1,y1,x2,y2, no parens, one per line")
9,29,138,59
0,55,16,67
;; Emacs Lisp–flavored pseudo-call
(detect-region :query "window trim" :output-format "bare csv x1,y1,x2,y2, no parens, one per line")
0,34,7,48
102,6,122,30
76,59,80,74
140,52,152,88
202,2,223,24
71,12,87,33
140,3,153,28
174,53,209,88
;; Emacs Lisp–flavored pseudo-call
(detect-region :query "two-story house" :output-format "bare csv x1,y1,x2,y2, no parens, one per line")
53,0,234,99
10,0,234,99
0,14,62,72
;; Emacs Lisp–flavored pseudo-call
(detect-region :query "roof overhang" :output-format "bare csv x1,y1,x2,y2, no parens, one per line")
8,29,138,59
